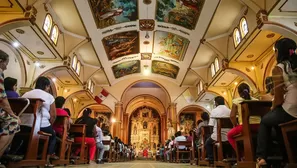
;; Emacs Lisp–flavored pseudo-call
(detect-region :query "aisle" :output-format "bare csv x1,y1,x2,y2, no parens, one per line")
57,160,211,168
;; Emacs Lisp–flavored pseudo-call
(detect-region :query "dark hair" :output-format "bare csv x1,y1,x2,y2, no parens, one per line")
201,112,209,121
35,76,50,90
265,76,274,93
176,131,182,137
238,83,251,100
197,119,203,125
0,50,9,62
274,38,297,73
214,96,225,105
64,108,71,116
4,77,17,91
83,108,92,118
55,96,65,108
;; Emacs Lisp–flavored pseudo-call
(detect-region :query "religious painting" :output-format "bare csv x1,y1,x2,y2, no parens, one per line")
153,31,189,61
156,0,205,30
88,0,138,29
102,31,139,60
141,53,152,60
95,112,111,129
179,113,195,135
151,60,179,79
112,60,140,78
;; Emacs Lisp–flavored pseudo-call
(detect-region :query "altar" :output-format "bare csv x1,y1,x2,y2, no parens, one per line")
130,106,160,154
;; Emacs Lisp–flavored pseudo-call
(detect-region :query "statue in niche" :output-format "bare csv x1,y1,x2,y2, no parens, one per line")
143,121,147,129
133,125,137,134
143,111,148,117
153,126,156,135
167,119,175,139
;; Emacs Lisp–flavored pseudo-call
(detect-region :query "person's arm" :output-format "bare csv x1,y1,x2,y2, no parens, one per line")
49,103,56,125
230,104,238,126
0,98,18,119
271,66,285,110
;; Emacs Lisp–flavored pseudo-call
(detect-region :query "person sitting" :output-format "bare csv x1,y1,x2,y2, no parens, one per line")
94,120,104,164
227,83,259,155
260,76,274,101
63,108,73,124
74,108,97,161
256,38,297,166
21,76,59,161
0,50,21,167
4,77,19,98
196,112,210,144
166,136,175,162
52,96,70,137
205,96,231,161
174,131,187,159
187,130,193,141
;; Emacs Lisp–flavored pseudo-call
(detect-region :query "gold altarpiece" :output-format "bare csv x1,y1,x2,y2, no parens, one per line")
130,107,160,153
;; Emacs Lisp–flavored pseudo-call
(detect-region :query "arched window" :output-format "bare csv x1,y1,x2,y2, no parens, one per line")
50,25,59,45
199,81,203,92
76,61,81,75
240,17,248,38
90,81,94,93
214,57,219,72
72,55,77,70
87,80,92,90
233,28,241,47
43,14,53,35
211,63,215,77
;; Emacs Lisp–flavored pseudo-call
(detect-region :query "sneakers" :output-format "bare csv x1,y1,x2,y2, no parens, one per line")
96,159,104,164
49,154,59,160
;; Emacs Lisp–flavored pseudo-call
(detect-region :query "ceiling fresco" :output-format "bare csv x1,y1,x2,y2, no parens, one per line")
89,0,138,29
153,31,189,61
102,30,139,60
112,60,141,78
151,60,179,79
155,0,205,30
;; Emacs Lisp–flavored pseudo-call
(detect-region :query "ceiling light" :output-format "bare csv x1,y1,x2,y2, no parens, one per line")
12,42,20,47
251,66,255,70
34,62,40,67
145,32,150,39
234,82,238,86
111,118,116,123
73,98,77,102
143,65,150,76
64,89,68,93
206,105,210,109
223,92,227,95
52,78,56,82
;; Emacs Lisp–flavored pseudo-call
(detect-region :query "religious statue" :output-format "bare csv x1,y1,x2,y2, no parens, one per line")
167,119,175,139
143,121,147,129
153,126,156,135
133,125,137,134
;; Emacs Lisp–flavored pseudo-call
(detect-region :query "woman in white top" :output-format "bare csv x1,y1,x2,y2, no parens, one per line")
22,76,58,160
256,38,297,166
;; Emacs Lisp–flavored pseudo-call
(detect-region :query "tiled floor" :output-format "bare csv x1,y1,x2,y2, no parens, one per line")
57,160,211,168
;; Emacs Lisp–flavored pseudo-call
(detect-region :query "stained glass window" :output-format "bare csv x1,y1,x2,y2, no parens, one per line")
50,25,59,44
43,14,53,35
214,57,219,72
199,81,203,92
76,61,81,75
240,18,248,38
72,55,77,70
233,28,241,47
211,63,215,77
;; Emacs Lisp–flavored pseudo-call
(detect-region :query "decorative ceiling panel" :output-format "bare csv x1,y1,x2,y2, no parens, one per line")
112,60,140,78
155,0,205,30
88,0,138,29
151,60,179,79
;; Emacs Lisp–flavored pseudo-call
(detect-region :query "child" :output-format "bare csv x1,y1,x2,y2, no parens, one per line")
94,121,104,164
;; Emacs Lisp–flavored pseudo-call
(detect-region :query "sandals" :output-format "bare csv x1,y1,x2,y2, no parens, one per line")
256,158,267,168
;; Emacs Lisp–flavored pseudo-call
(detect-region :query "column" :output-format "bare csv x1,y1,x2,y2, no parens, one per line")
168,103,177,131
161,114,167,144
122,113,129,144
113,101,123,139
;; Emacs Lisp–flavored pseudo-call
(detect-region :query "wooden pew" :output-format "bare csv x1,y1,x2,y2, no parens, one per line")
102,140,112,162
69,124,88,164
234,101,272,168
52,116,73,166
8,98,51,167
175,141,193,163
279,119,297,168
198,125,213,166
213,117,234,168
191,131,198,165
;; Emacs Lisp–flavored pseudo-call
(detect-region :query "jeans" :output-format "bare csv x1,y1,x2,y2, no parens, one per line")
205,137,215,160
256,106,296,159
40,125,56,155
96,142,104,160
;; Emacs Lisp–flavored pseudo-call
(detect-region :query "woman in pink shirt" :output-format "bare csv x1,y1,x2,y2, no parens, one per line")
53,96,70,137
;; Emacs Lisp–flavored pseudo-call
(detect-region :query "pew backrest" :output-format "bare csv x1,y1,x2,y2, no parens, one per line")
214,117,233,142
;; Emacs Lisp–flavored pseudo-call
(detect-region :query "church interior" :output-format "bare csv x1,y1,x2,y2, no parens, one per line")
0,0,297,168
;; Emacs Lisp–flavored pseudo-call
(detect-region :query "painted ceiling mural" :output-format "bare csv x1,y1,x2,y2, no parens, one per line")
151,60,179,79
112,60,140,78
153,31,189,61
156,0,205,30
89,0,138,29
102,31,139,60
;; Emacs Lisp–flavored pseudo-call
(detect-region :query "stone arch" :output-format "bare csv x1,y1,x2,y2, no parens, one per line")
225,68,257,92
0,18,31,34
